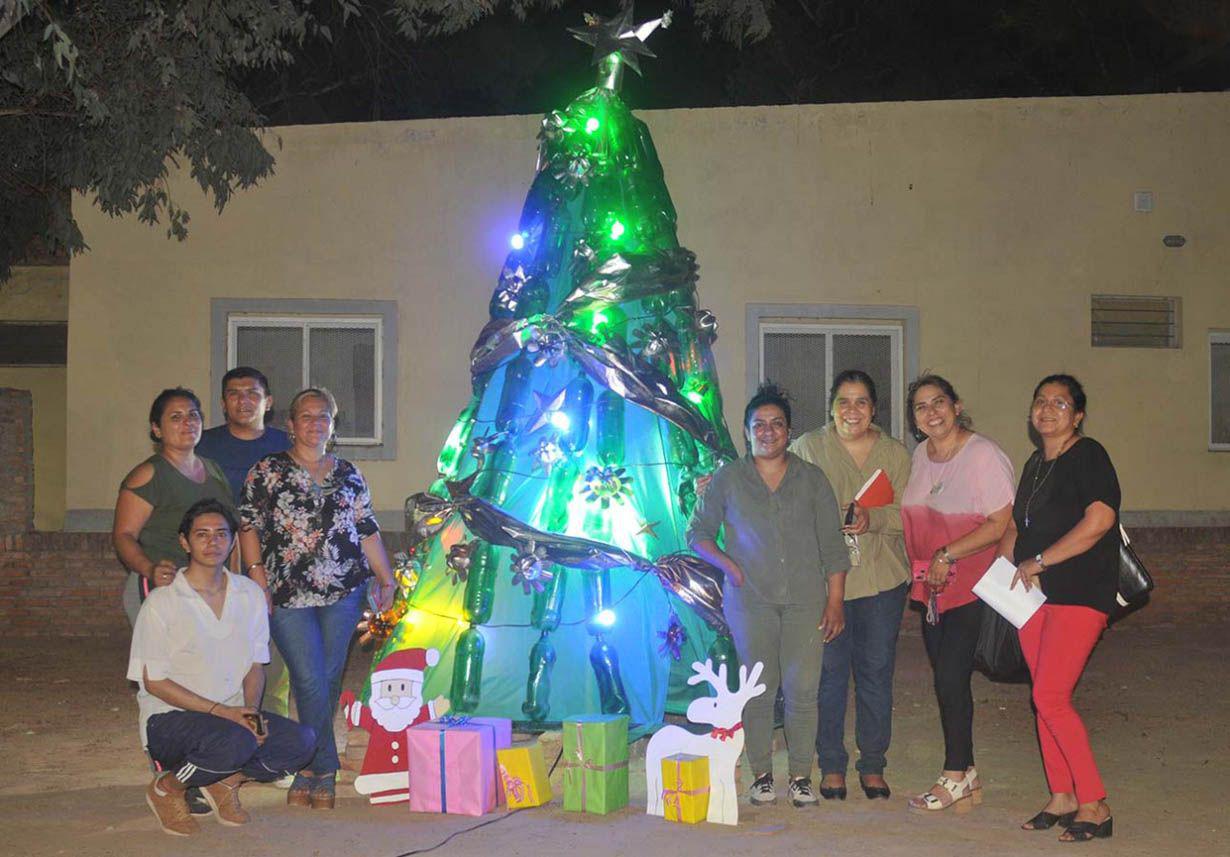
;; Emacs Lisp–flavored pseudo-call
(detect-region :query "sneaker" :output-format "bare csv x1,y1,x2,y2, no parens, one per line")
749,772,776,805
202,774,251,826
146,775,200,837
790,777,818,807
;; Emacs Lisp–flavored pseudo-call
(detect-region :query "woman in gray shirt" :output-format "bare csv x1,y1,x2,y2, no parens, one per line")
688,382,850,808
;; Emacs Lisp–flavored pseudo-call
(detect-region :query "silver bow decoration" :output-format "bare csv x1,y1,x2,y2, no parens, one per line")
537,110,572,172
492,265,531,316
531,438,566,473
554,154,594,189
630,321,679,360
510,542,553,593
524,325,567,368
446,539,477,585
682,306,718,343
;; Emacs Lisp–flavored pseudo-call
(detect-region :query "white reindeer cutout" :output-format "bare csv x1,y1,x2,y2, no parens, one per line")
645,659,766,826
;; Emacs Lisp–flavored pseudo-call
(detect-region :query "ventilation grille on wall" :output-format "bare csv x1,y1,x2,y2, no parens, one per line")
0,322,68,365
1211,335,1230,450
1090,295,1179,348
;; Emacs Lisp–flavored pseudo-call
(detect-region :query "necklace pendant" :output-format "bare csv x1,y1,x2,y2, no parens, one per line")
1024,515,1030,529
930,481,944,496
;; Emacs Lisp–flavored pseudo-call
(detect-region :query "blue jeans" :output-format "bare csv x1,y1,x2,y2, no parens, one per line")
146,710,315,788
816,582,908,776
270,585,366,776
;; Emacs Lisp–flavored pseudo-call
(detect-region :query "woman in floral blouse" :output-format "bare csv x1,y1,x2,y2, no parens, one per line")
239,387,396,810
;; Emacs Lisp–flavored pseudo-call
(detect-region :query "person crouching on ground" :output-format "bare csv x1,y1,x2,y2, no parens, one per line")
128,498,315,836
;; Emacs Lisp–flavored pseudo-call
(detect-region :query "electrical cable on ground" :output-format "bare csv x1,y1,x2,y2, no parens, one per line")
388,746,564,857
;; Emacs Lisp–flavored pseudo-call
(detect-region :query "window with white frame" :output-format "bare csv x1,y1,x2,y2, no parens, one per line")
757,321,906,442
227,315,382,445
1211,332,1230,451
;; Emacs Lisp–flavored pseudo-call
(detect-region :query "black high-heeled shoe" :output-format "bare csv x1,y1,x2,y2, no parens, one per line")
1022,809,1076,830
818,778,847,800
858,775,891,799
1060,817,1113,842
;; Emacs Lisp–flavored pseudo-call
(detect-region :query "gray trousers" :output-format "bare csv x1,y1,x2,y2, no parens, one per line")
724,593,824,780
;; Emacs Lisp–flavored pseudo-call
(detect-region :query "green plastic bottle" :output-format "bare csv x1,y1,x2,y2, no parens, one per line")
450,626,486,713
461,542,498,625
522,632,557,722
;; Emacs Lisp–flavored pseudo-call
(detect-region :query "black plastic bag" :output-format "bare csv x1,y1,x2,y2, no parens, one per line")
973,602,1030,683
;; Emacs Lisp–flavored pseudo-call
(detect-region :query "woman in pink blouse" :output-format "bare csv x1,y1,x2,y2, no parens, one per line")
901,374,1015,813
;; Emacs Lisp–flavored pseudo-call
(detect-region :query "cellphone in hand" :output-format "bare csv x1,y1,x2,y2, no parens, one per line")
844,502,856,526
244,713,265,736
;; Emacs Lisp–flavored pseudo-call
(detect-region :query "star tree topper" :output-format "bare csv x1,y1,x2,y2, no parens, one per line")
568,4,672,77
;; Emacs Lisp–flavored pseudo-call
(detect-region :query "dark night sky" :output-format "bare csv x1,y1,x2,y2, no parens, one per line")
243,0,1230,126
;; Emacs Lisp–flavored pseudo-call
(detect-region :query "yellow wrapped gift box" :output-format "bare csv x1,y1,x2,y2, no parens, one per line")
496,744,553,809
660,753,710,824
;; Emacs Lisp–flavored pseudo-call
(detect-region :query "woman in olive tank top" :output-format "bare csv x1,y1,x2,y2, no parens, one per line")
112,388,235,626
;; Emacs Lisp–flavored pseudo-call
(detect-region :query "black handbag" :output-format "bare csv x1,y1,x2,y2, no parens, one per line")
1117,525,1154,607
973,603,1030,683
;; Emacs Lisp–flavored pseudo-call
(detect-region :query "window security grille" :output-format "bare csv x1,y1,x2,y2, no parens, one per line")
1091,295,1179,349
1211,334,1230,451
229,317,381,445
759,323,903,441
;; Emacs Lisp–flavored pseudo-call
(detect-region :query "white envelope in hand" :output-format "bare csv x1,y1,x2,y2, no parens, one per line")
972,556,1046,628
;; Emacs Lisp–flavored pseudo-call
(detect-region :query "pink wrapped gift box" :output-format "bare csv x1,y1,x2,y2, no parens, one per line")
407,719,498,816
466,716,512,750
466,717,512,804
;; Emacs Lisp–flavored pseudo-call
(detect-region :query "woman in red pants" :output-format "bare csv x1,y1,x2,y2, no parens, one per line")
999,374,1119,842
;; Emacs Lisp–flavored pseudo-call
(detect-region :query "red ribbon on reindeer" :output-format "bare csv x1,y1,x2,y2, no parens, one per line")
708,721,742,742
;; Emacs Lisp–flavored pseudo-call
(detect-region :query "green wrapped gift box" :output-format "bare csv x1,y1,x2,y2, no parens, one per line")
561,714,629,814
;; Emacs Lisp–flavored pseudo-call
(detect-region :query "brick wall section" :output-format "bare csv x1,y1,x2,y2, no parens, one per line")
1129,527,1230,624
0,531,127,636
0,389,35,534
0,525,1223,639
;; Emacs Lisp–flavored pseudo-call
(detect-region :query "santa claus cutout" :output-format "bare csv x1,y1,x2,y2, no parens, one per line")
340,647,450,805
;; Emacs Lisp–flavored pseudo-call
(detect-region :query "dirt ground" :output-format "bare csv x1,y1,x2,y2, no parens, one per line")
2,595,1225,857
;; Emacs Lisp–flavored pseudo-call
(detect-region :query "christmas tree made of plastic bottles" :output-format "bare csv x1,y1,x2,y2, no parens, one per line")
369,7,740,729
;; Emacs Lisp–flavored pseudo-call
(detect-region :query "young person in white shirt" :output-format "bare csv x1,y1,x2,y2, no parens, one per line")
128,499,315,836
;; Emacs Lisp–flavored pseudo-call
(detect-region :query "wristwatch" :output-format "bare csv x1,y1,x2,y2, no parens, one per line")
1034,553,1047,570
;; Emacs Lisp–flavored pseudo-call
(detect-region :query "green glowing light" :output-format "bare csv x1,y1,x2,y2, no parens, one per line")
590,311,609,334
685,390,704,405
585,116,600,134
609,220,625,240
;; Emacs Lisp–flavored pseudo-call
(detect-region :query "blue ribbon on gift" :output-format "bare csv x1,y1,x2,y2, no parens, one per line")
438,729,447,813
440,714,472,727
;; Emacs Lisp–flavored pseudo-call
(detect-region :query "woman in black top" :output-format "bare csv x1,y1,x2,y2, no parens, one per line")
997,374,1118,842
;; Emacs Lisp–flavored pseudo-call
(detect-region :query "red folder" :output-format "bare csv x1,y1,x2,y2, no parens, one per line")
854,468,893,508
